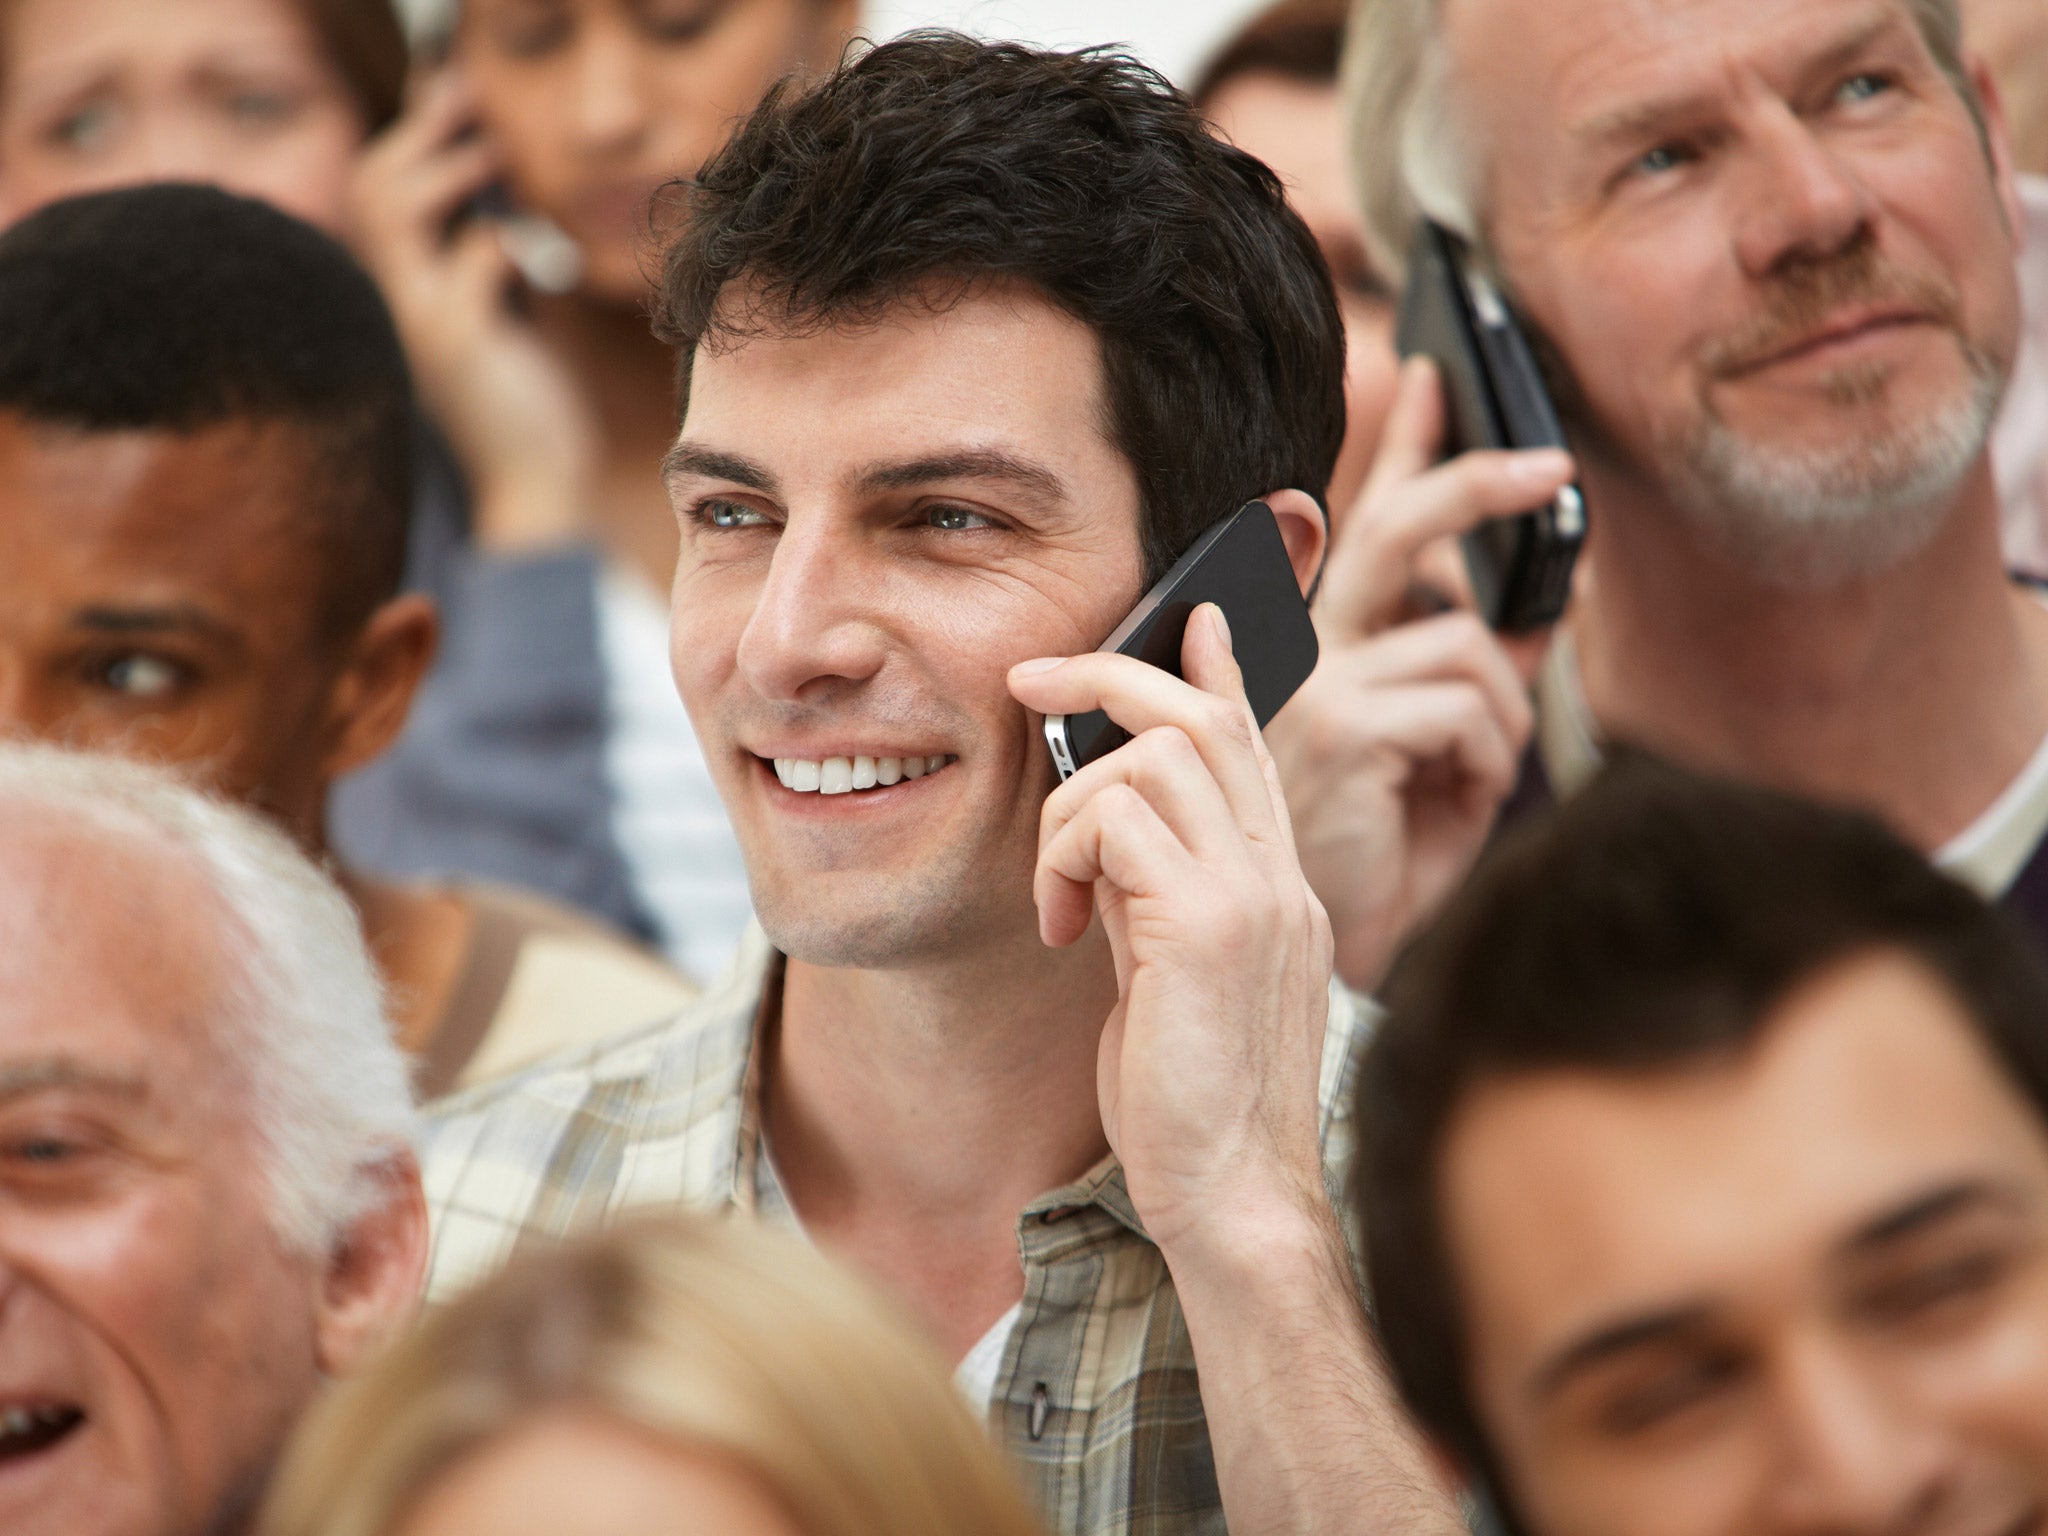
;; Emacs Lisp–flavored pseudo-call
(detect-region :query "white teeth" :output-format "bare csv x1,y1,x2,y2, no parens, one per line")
770,754,954,793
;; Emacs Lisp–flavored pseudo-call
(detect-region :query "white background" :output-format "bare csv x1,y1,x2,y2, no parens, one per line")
859,0,1265,87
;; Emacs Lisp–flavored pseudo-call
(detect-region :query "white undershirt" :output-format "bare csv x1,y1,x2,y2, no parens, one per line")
953,1302,1024,1421
597,567,756,984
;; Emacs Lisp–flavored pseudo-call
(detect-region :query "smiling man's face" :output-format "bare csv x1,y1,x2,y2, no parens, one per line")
1444,950,2048,1536
1449,0,2023,577
665,282,1146,968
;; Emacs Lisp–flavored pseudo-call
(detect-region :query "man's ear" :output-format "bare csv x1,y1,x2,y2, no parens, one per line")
313,1151,429,1377
318,594,438,782
1257,489,1330,600
1967,53,2027,244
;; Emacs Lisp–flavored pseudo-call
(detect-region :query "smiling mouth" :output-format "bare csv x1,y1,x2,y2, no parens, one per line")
768,754,959,795
1726,310,1931,376
0,1404,82,1465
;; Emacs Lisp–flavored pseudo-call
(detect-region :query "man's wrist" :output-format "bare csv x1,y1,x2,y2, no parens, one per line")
1152,1167,1353,1308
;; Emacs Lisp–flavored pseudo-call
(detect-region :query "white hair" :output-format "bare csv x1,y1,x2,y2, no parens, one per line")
1342,0,1978,286
0,744,418,1255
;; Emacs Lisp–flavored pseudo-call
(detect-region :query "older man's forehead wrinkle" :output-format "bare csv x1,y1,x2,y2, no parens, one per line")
1566,6,1902,149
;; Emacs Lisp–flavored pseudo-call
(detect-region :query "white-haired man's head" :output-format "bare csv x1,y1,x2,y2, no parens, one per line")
1342,0,2020,587
0,742,427,1536
0,742,418,1249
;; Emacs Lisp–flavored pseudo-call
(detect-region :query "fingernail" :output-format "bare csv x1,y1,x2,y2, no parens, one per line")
1012,656,1066,676
1205,602,1232,649
1511,449,1573,484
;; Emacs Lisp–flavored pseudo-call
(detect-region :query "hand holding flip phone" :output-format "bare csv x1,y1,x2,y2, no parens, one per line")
1043,500,1320,781
1396,221,1586,632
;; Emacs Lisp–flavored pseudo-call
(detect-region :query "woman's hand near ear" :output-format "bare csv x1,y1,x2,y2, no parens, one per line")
350,70,599,555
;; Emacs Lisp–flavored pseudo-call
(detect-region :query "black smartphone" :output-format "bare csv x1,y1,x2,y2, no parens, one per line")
1043,500,1320,781
1396,221,1586,632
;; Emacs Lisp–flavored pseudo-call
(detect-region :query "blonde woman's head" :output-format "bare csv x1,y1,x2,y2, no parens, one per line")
259,1215,1047,1536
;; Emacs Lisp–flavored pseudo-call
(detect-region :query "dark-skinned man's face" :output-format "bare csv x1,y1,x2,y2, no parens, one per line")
0,413,367,846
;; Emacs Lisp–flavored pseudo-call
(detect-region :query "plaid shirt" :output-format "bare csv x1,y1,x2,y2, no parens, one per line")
423,925,1374,1536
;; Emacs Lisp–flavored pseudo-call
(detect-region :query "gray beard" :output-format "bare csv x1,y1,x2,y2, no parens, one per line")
1656,339,2007,590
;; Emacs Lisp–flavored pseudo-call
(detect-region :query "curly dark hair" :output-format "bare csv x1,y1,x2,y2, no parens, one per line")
656,30,1347,581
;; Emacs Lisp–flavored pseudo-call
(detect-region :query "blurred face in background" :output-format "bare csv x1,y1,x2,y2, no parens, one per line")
0,0,368,234
455,0,856,306
1444,952,2048,1536
1205,68,1399,522
0,413,406,849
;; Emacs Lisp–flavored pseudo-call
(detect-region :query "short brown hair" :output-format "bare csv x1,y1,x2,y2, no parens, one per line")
1353,754,2048,1506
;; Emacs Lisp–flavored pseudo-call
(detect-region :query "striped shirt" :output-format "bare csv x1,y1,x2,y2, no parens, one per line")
422,926,1374,1536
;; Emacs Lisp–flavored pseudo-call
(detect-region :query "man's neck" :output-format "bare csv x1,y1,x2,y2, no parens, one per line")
766,919,1120,1363
1573,458,2048,849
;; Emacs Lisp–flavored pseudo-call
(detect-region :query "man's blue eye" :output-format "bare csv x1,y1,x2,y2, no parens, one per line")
1635,145,1687,177
704,499,766,529
1837,73,1892,104
928,506,989,531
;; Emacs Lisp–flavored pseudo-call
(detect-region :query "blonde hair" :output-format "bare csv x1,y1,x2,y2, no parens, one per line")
1342,0,1980,285
258,1215,1048,1536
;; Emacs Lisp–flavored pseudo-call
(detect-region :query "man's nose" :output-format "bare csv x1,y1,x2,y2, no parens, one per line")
733,520,889,703
1730,108,1875,280
1760,1339,1951,1535
569,22,652,156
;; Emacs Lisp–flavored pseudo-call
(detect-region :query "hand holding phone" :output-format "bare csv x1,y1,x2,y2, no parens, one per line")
1396,222,1585,632
1043,501,1319,780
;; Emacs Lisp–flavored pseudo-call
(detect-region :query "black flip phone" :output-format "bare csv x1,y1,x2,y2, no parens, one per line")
1043,500,1320,781
1396,221,1586,632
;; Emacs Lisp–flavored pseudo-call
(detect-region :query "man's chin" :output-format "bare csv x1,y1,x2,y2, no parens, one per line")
754,881,992,971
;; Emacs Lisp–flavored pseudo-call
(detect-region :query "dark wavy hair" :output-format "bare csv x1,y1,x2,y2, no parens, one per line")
656,30,1347,581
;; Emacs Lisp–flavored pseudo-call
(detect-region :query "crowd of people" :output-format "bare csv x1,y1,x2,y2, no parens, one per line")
0,0,2045,1533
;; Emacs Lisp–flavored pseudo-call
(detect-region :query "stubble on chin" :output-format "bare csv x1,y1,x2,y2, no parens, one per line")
748,846,1038,971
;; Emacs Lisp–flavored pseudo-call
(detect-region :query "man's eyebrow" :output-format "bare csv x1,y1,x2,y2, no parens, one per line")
855,450,1068,506
660,442,781,496
1532,1304,1716,1401
1574,10,1896,147
0,1059,147,1102
70,603,237,643
1842,1179,2019,1255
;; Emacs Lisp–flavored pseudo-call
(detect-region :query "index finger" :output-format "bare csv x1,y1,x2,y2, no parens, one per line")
1008,605,1284,844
